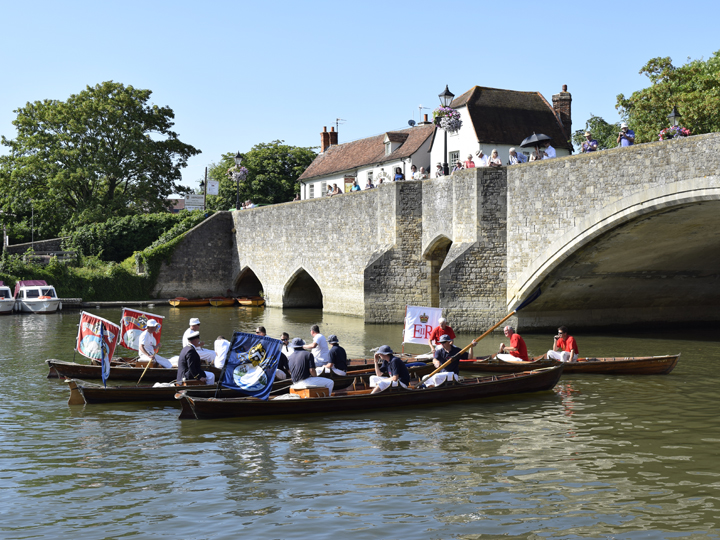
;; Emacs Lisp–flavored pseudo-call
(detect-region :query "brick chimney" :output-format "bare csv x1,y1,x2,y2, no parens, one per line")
329,126,338,146
552,84,572,140
320,127,330,153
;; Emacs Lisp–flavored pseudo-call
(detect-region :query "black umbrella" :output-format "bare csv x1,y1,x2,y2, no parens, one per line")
520,133,552,148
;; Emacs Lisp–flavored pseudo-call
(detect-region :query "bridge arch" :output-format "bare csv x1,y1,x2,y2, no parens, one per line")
509,179,720,327
423,234,453,308
282,267,323,308
234,266,265,297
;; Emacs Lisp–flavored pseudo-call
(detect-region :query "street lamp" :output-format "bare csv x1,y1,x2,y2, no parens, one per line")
668,106,681,127
438,85,455,176
234,152,243,210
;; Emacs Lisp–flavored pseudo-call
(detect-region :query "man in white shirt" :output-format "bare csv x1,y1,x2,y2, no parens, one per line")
475,150,490,167
542,143,556,159
181,317,216,364
138,319,171,368
303,324,330,367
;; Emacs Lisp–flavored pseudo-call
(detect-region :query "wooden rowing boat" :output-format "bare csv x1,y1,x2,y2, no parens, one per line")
46,358,221,382
459,354,680,375
236,296,265,307
169,297,210,307
175,365,564,420
61,361,434,404
209,297,236,307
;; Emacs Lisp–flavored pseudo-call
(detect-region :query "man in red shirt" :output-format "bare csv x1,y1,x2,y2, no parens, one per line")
547,326,579,362
496,326,529,361
428,317,455,352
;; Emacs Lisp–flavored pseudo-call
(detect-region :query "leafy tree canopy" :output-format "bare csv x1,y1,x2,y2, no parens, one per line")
572,114,622,151
0,81,200,240
205,141,316,210
616,51,720,143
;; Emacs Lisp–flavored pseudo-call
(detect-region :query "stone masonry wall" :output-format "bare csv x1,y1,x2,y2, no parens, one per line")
152,212,235,298
5,237,67,255
506,133,720,304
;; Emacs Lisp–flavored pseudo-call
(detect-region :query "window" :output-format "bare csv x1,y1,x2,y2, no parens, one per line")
449,151,459,165
0,290,9,299
42,288,56,298
385,141,391,156
26,289,40,298
309,184,315,198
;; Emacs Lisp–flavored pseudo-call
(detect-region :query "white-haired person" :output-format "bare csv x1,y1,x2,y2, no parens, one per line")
507,148,527,165
428,317,456,352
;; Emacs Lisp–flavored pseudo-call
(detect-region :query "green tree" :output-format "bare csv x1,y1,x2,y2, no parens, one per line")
0,81,200,239
205,141,316,210
616,51,720,143
572,115,622,151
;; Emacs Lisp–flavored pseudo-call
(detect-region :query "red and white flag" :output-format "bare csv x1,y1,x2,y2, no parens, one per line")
76,311,120,364
119,308,164,351
403,306,443,345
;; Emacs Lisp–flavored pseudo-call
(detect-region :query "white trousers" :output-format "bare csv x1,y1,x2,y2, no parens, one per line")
547,350,578,362
291,377,334,394
275,370,287,380
423,372,459,388
140,354,171,369
369,376,408,392
316,366,346,376
496,353,526,362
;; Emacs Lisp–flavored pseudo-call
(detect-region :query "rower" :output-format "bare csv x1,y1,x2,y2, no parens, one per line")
288,338,334,394
424,335,477,387
497,326,529,361
316,335,347,376
546,326,579,362
370,345,410,394
177,331,215,385
138,319,171,368
180,318,216,364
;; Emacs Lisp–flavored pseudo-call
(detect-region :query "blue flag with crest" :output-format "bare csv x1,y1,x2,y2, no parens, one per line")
220,332,282,400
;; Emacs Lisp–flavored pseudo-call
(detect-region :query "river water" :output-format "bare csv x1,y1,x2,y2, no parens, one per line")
1,305,719,540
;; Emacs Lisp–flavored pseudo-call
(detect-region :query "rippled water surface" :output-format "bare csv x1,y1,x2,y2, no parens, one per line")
1,306,719,539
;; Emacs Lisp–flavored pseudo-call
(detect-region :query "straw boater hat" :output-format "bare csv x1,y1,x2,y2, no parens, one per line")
187,330,200,341
189,317,200,325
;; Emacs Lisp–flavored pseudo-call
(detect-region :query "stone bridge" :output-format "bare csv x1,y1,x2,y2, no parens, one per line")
153,133,720,331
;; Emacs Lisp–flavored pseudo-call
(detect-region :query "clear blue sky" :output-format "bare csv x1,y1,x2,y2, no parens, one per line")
1,0,717,193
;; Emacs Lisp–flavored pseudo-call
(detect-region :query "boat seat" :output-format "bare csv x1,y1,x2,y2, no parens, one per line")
181,380,205,386
289,386,330,398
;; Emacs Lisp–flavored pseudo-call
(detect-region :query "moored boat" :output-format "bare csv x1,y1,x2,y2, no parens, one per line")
175,364,564,420
459,354,680,375
14,280,62,313
169,297,210,307
209,296,236,307
0,282,14,314
236,296,265,307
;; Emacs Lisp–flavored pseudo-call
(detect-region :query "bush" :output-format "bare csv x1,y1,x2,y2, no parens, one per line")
62,212,203,262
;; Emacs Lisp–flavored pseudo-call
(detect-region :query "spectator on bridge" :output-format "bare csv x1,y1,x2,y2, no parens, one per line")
394,167,405,182
243,200,257,209
617,123,635,147
541,142,556,159
435,163,444,177
364,179,375,190
351,179,361,191
496,326,529,362
507,148,527,165
293,193,301,201
326,184,333,197
451,160,464,174
409,164,419,180
546,326,579,362
488,149,502,167
581,131,598,153
475,150,489,167
418,167,429,180
330,183,342,196
464,154,476,168
428,317,456,352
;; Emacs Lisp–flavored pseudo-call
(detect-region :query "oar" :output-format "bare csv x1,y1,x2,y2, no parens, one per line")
136,357,154,386
424,288,542,380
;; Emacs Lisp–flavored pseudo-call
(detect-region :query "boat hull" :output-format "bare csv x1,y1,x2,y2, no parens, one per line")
176,365,564,420
0,299,15,314
236,297,265,307
459,354,680,375
15,299,62,313
46,359,220,382
169,298,210,307
209,297,236,307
